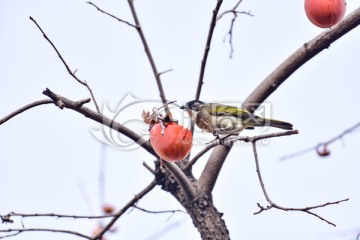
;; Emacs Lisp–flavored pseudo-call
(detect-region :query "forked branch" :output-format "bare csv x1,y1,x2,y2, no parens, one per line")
29,17,100,113
281,121,360,160
87,1,169,114
195,0,223,100
200,6,360,195
251,141,349,227
0,99,53,125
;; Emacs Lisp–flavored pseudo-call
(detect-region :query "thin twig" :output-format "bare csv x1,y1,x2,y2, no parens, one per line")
2,212,117,220
158,68,173,77
199,6,360,197
89,1,169,114
87,2,137,28
184,141,218,171
217,0,253,58
143,162,155,174
195,0,223,100
0,99,53,125
281,121,360,160
251,139,348,227
0,232,21,239
42,88,194,203
127,0,169,114
132,205,186,215
0,228,91,239
251,142,273,204
29,16,100,113
92,180,157,240
217,0,244,20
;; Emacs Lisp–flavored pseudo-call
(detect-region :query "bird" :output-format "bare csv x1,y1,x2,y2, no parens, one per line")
180,100,293,136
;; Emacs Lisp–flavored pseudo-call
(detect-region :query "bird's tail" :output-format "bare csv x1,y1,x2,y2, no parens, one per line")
267,118,293,130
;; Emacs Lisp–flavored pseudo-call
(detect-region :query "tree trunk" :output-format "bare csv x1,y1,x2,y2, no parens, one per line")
156,167,230,240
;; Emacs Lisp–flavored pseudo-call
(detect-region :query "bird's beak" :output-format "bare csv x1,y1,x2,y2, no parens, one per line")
180,105,185,109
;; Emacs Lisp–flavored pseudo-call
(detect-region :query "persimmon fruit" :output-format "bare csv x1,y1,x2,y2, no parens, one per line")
304,0,346,28
149,123,192,162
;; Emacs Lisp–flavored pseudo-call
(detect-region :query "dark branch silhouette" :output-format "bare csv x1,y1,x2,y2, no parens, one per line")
92,180,157,240
0,228,91,239
0,99,53,125
280,121,360,160
250,139,348,227
87,1,170,114
29,16,100,113
87,2,137,28
41,88,196,201
195,0,223,100
217,0,253,58
199,6,360,197
1,212,116,221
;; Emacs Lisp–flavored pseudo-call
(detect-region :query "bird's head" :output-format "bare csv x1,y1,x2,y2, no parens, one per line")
180,100,205,112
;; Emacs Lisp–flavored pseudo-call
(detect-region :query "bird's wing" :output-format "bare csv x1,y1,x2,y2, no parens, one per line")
208,104,254,120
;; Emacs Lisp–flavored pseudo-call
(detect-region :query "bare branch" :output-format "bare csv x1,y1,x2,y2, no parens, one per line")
143,162,155,174
217,0,252,21
251,142,273,203
198,144,232,195
195,0,223,100
281,121,360,160
127,0,169,114
217,0,253,58
243,7,360,108
87,2,137,28
200,6,360,195
158,68,173,77
1,212,116,220
184,141,218,171
42,88,155,155
92,180,157,240
251,141,349,227
87,2,169,111
41,88,195,205
0,99,53,126
132,205,186,215
0,232,21,239
29,16,101,113
0,228,91,239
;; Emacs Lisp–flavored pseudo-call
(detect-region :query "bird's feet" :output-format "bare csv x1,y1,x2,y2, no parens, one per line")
207,131,237,146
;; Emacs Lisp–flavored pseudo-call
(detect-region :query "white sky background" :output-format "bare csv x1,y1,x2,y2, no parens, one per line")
1,0,360,239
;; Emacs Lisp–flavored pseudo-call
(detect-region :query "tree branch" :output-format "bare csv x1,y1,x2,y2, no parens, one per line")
217,0,253,58
92,180,157,240
251,141,349,227
243,6,360,107
87,1,169,113
281,121,360,160
199,6,360,195
0,228,91,239
87,2,137,28
29,16,101,113
184,141,218,171
195,0,223,100
42,88,155,154
41,88,196,202
132,205,186,215
1,212,117,221
127,0,169,113
0,99,53,125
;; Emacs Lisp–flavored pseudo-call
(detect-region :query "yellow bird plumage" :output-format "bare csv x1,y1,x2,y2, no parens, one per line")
180,100,293,135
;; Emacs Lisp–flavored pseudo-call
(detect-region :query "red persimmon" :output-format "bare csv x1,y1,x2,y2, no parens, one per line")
304,0,346,28
150,123,192,162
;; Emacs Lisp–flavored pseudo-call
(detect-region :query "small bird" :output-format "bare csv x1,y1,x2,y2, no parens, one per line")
180,100,293,135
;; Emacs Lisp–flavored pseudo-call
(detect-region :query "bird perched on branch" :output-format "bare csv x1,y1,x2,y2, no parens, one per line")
180,100,293,136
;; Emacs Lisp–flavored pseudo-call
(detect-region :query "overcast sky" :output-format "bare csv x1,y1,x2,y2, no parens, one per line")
1,1,360,240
